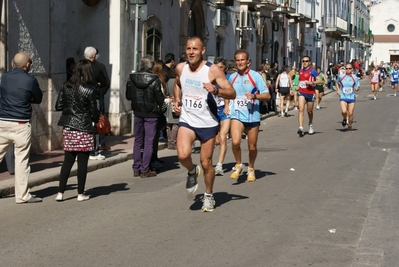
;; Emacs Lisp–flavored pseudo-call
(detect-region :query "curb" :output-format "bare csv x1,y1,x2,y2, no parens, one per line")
0,143,166,198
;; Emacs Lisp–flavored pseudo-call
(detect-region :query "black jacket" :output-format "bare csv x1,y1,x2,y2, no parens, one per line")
126,70,165,118
90,60,110,112
0,68,42,121
55,83,99,133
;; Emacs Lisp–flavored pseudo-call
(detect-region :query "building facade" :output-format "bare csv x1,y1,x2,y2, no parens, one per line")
369,0,399,66
0,0,372,153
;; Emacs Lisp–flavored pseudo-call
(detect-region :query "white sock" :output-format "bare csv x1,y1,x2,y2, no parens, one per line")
189,166,196,174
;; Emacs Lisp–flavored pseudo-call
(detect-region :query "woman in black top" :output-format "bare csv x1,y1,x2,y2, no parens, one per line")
55,60,99,202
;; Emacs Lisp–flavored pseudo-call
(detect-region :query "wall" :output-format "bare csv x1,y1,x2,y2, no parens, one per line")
7,0,67,153
369,0,399,64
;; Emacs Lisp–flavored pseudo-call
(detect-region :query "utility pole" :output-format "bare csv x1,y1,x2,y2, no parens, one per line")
129,0,147,135
133,0,139,72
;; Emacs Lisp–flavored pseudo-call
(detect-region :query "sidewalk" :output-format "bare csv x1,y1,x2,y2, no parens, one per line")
0,88,336,198
0,135,146,197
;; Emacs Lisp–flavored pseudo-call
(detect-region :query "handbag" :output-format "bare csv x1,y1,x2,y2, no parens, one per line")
96,113,111,134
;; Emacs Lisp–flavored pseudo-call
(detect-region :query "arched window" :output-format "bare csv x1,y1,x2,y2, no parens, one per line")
146,28,162,60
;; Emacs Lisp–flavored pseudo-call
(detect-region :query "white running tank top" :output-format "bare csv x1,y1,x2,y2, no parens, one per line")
279,73,289,87
179,62,218,128
371,70,380,82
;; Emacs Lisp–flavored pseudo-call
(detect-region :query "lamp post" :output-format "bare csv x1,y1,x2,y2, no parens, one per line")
129,0,147,135
133,0,139,72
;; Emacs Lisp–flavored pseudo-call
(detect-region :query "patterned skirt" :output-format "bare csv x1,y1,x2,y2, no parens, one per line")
63,127,94,152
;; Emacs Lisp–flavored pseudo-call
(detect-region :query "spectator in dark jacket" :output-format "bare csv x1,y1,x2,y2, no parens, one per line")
84,46,111,157
0,52,43,204
55,59,99,202
126,55,165,178
164,53,175,83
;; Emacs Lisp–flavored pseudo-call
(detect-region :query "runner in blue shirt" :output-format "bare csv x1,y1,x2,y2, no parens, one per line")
390,64,399,97
336,63,360,132
228,49,270,182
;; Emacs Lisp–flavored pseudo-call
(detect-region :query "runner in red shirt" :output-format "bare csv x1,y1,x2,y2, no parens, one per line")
297,56,322,137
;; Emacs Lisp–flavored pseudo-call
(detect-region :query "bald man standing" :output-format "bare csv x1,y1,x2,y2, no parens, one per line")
0,52,43,203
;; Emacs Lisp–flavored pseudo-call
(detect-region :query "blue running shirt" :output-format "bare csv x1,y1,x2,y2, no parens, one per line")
391,70,399,83
229,70,268,123
337,74,359,101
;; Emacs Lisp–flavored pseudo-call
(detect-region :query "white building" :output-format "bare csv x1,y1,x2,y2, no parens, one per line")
369,0,399,65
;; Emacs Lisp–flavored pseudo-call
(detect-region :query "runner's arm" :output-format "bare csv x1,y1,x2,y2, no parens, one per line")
173,63,184,115
209,64,236,100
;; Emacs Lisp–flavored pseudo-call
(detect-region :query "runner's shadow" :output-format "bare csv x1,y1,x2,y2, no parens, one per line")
189,191,249,211
336,128,357,133
233,170,275,184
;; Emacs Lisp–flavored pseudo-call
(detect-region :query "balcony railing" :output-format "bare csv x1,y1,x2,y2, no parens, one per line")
273,0,297,13
325,14,347,33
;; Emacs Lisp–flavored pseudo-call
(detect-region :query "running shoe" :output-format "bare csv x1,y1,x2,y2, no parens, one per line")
308,124,314,135
373,96,377,100
280,112,284,118
186,165,200,194
284,109,288,117
247,168,256,182
201,194,215,212
230,164,243,179
215,163,224,176
316,105,320,110
341,119,347,127
297,127,304,137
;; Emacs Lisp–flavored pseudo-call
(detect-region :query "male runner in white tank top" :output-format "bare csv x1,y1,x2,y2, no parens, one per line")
173,36,236,212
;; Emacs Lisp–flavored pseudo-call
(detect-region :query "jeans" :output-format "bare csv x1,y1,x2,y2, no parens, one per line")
132,116,157,173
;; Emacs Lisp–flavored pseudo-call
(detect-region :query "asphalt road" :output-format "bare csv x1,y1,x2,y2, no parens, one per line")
1,81,399,267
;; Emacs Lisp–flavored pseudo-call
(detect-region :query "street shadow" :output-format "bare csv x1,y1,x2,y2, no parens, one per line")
189,191,249,211
336,128,357,133
303,131,322,136
150,155,180,173
99,149,129,158
30,184,77,198
232,170,275,184
86,183,129,199
30,161,64,172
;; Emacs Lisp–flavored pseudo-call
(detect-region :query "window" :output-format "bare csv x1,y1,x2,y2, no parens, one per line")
146,28,162,60
387,24,395,32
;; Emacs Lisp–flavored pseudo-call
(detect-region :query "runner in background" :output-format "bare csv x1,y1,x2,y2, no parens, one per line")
390,64,399,97
369,65,380,100
315,66,327,110
336,63,359,132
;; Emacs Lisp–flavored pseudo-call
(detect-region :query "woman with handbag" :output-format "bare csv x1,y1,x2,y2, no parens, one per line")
54,60,99,201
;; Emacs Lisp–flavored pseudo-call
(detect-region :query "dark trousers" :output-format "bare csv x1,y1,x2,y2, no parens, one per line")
133,116,157,173
58,151,90,194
